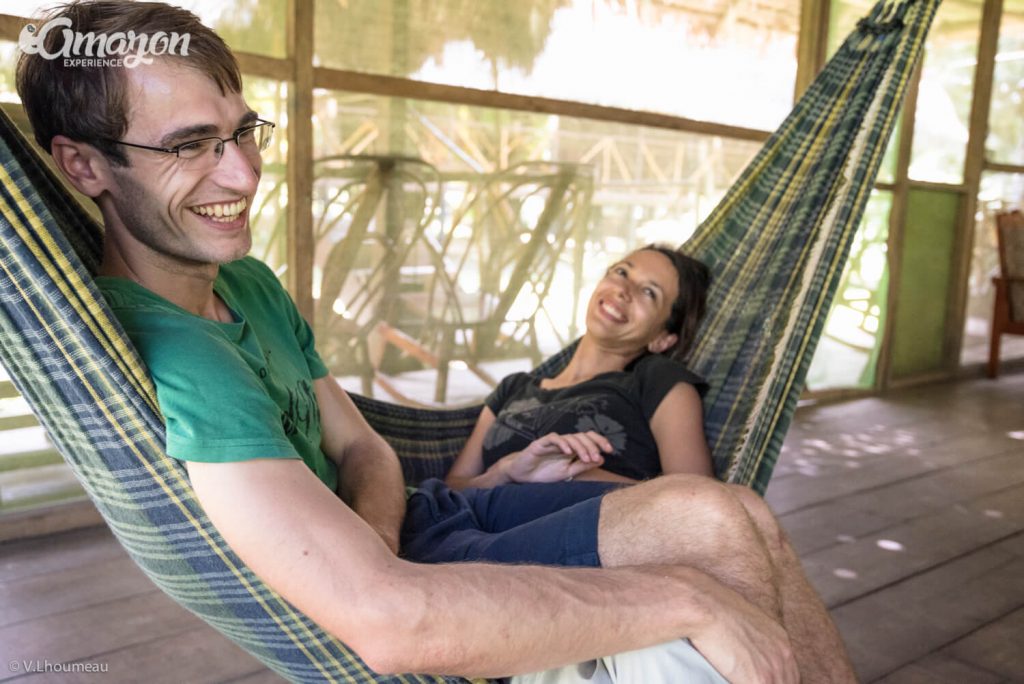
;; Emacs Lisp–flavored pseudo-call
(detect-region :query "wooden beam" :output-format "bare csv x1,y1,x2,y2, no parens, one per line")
235,52,293,82
877,56,924,390
984,160,1024,175
794,0,829,100
948,0,1003,371
0,13,31,42
314,68,772,144
286,0,315,322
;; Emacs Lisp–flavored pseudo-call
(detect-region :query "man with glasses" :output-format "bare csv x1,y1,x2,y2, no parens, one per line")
16,2,854,683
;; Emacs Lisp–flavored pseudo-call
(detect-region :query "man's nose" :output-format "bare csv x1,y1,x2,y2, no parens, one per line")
211,139,260,193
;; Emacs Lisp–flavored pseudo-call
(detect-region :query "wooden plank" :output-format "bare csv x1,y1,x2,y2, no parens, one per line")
0,501,104,545
9,627,267,684
224,669,289,684
0,414,39,431
0,526,118,583
830,544,1024,681
0,381,18,400
802,484,1024,607
767,428,1013,515
942,606,1024,681
0,592,203,680
874,652,1002,684
0,556,155,627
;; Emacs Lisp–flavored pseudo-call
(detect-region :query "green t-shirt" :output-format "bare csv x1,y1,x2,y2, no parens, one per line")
97,257,338,491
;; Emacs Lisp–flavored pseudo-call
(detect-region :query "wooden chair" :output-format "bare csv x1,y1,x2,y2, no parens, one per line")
989,210,1024,378
311,154,442,394
392,161,594,404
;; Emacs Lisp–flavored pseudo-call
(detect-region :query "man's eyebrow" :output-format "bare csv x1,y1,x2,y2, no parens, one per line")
159,112,259,147
237,110,259,128
159,124,218,147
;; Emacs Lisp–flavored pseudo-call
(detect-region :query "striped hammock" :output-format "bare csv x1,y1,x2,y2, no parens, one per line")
0,0,938,681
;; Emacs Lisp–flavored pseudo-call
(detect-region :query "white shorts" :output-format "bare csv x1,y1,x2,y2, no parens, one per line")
512,639,728,684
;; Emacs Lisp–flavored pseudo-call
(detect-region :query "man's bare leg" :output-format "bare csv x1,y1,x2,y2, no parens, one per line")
727,484,856,683
598,475,783,620
597,475,855,683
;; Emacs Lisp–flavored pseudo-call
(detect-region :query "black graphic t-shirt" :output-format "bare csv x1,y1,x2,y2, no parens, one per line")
482,354,708,481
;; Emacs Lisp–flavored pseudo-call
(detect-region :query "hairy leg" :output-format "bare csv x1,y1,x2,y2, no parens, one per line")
597,475,855,683
597,475,783,621
726,484,856,683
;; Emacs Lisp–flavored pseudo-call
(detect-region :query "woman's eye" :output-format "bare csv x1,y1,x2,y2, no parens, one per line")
643,288,655,299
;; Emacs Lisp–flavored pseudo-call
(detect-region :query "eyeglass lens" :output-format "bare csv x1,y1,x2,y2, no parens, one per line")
181,123,274,168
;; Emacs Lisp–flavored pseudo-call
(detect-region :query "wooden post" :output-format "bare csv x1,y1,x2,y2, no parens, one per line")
794,0,830,100
949,0,1003,371
286,0,316,321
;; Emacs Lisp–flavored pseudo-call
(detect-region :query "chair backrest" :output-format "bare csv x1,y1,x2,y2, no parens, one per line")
312,155,443,376
421,162,593,361
996,210,1024,323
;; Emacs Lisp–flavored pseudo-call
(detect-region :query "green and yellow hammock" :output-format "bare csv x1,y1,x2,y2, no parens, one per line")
0,0,938,681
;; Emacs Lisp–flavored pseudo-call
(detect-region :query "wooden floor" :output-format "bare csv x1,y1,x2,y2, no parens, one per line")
0,372,1022,683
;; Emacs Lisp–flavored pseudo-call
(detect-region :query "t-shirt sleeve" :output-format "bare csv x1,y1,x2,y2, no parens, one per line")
485,372,532,415
247,258,329,381
635,354,709,422
128,318,301,464
290,303,329,380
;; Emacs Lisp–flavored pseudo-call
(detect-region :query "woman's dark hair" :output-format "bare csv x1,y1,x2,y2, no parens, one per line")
639,243,711,359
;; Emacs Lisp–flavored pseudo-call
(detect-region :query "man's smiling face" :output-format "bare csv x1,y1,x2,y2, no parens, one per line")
103,58,260,268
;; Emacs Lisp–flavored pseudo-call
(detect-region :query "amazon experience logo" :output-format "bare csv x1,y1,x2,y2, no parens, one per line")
19,17,191,68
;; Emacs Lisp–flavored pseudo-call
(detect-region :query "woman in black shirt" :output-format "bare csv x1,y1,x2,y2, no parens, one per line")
445,244,713,490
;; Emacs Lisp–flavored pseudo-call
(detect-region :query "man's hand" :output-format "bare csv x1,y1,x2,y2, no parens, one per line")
501,431,612,483
689,579,799,684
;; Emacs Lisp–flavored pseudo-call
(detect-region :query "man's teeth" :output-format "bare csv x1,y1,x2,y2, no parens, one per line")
191,198,247,221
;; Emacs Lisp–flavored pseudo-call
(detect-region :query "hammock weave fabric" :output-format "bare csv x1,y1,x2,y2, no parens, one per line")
0,0,937,681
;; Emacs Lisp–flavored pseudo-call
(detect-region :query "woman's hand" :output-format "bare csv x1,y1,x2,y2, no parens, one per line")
500,431,614,484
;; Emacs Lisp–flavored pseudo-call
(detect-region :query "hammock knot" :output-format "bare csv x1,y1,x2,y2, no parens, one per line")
857,16,906,35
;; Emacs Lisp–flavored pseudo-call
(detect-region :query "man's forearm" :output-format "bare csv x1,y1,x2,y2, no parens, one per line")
336,437,406,553
346,557,791,680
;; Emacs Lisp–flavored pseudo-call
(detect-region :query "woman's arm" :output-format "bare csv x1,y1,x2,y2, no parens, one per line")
650,382,713,477
445,408,610,490
445,407,507,490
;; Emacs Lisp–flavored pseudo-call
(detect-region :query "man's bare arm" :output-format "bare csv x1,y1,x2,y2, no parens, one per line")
314,375,406,553
187,458,797,682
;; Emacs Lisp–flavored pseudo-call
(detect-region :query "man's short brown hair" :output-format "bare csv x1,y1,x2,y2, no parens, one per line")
16,0,242,165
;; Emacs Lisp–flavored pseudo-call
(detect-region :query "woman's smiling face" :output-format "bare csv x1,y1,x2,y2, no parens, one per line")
585,249,680,355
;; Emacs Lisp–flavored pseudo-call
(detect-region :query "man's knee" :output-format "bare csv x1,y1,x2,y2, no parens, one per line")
629,474,752,535
725,483,787,554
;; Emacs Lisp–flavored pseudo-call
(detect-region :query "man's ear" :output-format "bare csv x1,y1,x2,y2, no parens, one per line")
50,135,116,198
648,332,678,355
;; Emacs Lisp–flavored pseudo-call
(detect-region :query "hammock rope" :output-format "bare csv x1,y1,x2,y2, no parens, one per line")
0,0,939,680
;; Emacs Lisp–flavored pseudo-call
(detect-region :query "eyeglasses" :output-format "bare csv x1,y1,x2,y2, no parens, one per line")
102,119,276,170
